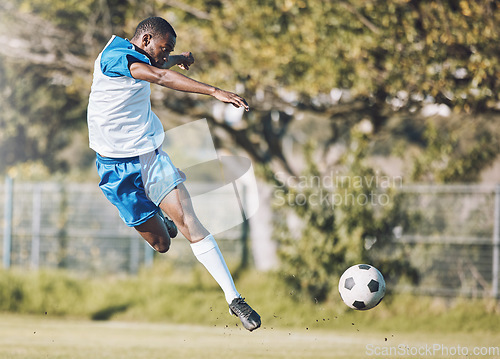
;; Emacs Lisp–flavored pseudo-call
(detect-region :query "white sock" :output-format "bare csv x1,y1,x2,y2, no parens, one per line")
190,234,240,304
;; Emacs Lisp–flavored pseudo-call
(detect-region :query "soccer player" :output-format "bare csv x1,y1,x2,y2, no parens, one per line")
87,16,261,331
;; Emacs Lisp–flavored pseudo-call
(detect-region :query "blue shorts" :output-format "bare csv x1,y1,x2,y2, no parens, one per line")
96,148,186,227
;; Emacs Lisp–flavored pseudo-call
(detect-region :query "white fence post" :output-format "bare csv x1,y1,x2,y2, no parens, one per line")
144,241,154,268
129,235,140,274
2,176,13,269
493,184,500,299
31,184,42,270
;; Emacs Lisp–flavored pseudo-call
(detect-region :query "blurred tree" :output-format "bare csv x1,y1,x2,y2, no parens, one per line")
0,0,498,177
0,0,95,173
204,0,500,113
0,0,154,174
274,127,419,301
410,115,500,182
157,0,500,180
0,0,497,295
0,60,85,172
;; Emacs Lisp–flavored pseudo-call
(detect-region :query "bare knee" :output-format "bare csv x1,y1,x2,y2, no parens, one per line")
156,245,169,253
153,236,171,253
141,232,171,253
135,214,171,253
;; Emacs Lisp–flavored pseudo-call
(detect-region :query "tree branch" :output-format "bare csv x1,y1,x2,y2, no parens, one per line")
163,0,212,20
340,1,381,34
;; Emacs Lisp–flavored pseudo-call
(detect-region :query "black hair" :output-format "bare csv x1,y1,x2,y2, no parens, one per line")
133,17,177,39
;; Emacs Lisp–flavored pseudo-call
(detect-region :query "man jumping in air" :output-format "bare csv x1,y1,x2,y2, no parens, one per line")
87,16,261,331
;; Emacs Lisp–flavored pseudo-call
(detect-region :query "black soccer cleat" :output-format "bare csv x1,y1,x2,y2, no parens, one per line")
164,216,178,239
161,213,178,239
229,297,261,332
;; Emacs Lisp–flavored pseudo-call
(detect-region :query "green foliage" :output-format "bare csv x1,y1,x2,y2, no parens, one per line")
274,144,343,302
172,0,500,112
0,270,86,315
274,126,418,302
0,60,87,174
0,0,134,175
411,116,500,182
1,0,499,178
0,267,499,333
0,1,497,309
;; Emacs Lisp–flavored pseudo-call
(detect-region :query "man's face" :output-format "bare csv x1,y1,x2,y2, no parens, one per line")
144,32,176,68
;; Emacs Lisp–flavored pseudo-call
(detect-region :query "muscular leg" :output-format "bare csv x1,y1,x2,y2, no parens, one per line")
147,182,260,331
134,213,171,253
159,183,209,243
160,183,240,303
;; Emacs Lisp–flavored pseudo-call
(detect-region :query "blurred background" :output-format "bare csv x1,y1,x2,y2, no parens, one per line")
0,0,499,336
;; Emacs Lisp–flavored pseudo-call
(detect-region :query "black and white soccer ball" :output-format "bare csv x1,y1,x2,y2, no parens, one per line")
338,264,386,310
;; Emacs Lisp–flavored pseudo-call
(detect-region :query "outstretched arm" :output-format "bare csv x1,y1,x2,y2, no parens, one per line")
130,61,249,111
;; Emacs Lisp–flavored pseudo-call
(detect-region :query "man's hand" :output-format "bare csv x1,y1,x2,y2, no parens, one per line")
177,52,194,70
162,52,194,70
213,88,250,112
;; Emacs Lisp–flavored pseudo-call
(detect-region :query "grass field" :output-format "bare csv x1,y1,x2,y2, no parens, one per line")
0,267,499,358
0,314,499,359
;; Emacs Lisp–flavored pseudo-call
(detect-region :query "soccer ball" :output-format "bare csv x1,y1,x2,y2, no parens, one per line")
338,264,386,310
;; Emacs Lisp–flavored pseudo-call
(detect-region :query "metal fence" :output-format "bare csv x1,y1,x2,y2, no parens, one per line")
1,177,499,298
0,177,244,274
392,184,500,298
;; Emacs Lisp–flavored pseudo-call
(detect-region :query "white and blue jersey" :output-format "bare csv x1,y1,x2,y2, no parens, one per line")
87,35,165,158
88,36,185,227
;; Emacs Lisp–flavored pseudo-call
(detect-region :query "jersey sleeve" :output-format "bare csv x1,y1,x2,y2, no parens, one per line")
100,38,150,78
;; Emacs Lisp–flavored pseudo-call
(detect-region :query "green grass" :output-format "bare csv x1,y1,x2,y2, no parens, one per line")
0,265,499,358
0,314,499,359
0,264,499,334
